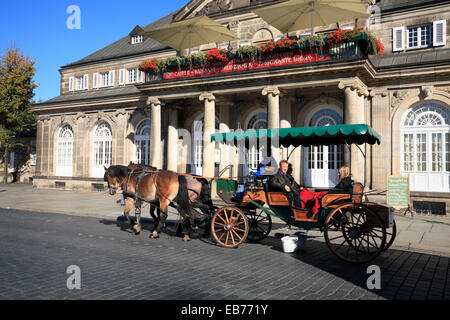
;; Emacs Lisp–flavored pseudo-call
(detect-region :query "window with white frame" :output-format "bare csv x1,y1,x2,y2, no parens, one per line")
408,25,432,49
101,71,114,87
131,35,143,44
134,120,150,165
76,75,88,90
56,125,74,176
245,111,267,171
394,20,446,52
401,103,450,192
128,68,136,84
101,72,109,87
93,122,112,177
402,103,450,173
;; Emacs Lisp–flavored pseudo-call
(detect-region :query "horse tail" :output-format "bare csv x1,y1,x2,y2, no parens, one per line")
175,175,191,218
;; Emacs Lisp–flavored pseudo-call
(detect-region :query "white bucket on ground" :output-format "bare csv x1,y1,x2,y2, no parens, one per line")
281,235,298,253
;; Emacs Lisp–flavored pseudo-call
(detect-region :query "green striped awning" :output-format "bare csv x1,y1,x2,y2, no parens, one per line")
211,124,381,147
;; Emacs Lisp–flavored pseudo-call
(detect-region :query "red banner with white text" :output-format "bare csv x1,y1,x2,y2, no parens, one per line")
163,49,330,80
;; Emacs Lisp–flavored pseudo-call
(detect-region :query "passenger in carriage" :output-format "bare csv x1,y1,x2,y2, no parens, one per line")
299,165,353,214
334,165,352,191
269,160,302,208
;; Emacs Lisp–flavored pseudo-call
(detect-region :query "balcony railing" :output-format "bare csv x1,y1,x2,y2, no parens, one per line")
144,38,371,83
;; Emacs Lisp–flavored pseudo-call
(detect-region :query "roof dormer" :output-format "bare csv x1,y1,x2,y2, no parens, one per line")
130,25,144,44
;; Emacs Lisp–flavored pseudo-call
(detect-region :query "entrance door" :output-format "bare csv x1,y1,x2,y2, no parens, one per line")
304,145,343,188
303,107,343,188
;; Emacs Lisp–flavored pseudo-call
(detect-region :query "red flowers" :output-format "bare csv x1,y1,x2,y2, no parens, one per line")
260,37,296,53
205,48,229,62
376,38,385,55
326,24,365,44
327,28,353,44
139,58,159,72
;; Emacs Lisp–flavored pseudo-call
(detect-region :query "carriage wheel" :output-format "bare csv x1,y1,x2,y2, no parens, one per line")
211,207,248,248
384,219,397,251
324,203,386,264
246,209,272,242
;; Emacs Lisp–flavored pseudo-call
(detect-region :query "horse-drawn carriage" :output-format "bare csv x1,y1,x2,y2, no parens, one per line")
207,124,396,264
105,124,396,264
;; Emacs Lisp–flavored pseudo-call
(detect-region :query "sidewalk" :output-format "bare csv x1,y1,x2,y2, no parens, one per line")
1,183,449,257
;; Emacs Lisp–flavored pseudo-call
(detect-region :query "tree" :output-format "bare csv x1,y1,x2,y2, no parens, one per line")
0,46,38,184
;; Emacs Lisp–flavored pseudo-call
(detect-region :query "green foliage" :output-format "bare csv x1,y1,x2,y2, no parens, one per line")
0,46,37,150
160,56,185,71
235,44,261,61
298,35,325,49
186,52,208,69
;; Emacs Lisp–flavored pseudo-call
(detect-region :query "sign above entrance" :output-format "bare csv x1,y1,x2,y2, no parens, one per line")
163,49,330,80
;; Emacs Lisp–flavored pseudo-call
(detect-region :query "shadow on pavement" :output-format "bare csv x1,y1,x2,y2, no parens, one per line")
99,213,448,300
253,234,448,300
99,216,208,240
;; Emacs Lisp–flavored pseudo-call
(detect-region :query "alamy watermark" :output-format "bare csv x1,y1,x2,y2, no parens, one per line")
66,265,81,290
66,5,81,30
366,265,381,290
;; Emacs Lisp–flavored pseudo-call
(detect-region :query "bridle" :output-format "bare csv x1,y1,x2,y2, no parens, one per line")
105,171,127,194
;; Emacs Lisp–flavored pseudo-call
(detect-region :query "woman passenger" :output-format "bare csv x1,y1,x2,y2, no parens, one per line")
334,165,352,191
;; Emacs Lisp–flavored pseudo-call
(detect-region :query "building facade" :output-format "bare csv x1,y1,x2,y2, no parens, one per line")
33,0,450,211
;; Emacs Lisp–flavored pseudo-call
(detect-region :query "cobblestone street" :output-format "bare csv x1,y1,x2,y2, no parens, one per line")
0,208,448,300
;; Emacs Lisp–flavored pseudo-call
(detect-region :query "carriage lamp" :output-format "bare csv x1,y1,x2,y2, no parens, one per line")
247,172,256,187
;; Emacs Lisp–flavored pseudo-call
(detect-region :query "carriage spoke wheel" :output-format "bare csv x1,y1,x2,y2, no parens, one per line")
246,209,272,242
211,207,248,248
324,203,386,264
384,219,397,251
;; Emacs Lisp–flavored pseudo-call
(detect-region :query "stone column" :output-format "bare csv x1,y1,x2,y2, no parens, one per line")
167,104,179,172
35,118,45,177
262,86,281,164
147,97,162,169
280,95,294,161
219,100,233,177
370,89,389,191
199,93,216,178
114,109,128,166
338,78,369,185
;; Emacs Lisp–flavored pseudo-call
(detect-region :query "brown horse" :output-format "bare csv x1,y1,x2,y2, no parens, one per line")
104,164,193,241
126,163,216,238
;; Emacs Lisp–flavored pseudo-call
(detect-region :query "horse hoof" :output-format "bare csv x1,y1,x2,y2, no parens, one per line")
150,232,160,239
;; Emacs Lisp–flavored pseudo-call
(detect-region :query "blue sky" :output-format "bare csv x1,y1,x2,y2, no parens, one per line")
0,0,188,103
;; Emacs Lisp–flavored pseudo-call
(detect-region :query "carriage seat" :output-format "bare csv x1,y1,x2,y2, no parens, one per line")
319,182,364,207
262,181,293,206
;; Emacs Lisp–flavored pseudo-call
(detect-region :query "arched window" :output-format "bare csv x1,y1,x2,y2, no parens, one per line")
244,110,268,171
134,120,150,165
92,122,112,177
56,125,74,176
401,102,450,192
